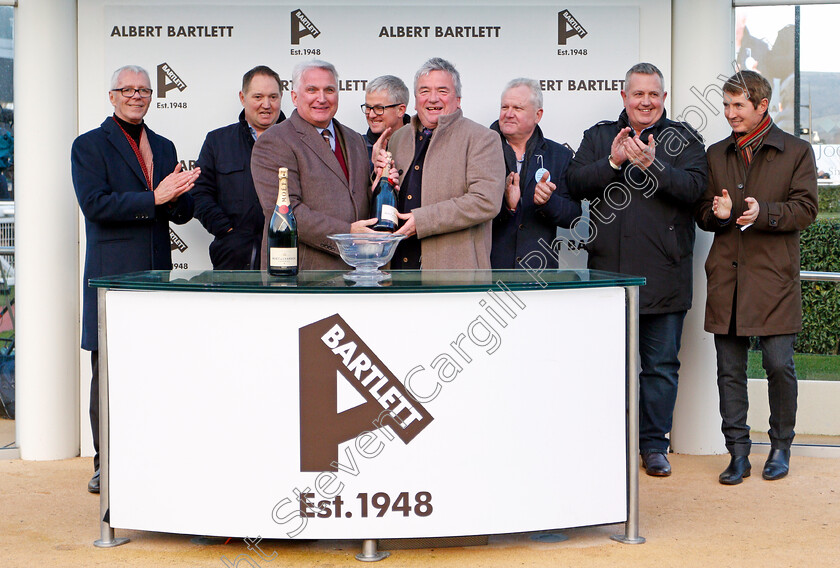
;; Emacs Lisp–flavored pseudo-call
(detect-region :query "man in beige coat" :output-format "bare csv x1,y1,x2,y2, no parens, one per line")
695,70,818,485
386,57,505,269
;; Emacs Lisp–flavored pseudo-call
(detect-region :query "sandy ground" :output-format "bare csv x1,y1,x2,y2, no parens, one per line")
2,453,839,568
0,417,13,448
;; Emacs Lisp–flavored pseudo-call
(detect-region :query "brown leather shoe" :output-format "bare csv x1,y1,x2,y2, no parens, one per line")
641,452,671,477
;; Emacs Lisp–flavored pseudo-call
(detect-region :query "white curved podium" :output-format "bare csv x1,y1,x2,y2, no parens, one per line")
90,269,645,550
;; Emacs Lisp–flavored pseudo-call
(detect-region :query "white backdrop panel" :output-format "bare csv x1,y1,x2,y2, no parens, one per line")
78,0,670,457
80,1,669,271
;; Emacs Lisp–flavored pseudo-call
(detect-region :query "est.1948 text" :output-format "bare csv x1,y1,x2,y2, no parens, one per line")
299,491,433,518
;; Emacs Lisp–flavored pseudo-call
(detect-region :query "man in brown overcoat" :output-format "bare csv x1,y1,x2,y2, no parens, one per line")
695,70,818,485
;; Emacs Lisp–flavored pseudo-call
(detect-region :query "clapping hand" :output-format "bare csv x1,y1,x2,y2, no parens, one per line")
154,163,200,205
713,189,733,220
533,170,556,206
623,134,656,169
505,172,521,211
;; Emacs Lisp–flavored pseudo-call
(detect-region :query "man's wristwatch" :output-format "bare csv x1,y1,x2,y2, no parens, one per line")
608,155,620,170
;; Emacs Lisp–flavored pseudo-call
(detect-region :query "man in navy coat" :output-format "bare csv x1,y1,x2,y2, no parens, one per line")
71,65,199,493
490,78,581,269
192,65,285,269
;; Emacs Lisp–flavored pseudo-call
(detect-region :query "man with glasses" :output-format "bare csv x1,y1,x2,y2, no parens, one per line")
361,75,410,162
192,65,286,269
71,65,199,493
252,60,380,270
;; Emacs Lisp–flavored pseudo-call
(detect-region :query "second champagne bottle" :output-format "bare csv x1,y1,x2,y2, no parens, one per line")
371,151,399,232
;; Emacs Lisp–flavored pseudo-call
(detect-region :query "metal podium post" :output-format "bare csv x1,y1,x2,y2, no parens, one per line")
94,287,130,548
612,285,645,545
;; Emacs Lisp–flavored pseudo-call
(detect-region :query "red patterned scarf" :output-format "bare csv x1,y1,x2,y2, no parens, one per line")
112,116,153,190
735,113,772,166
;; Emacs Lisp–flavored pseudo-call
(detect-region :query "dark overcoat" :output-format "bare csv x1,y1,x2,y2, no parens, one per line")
489,122,580,269
695,124,818,336
193,110,285,270
566,109,708,314
72,117,194,351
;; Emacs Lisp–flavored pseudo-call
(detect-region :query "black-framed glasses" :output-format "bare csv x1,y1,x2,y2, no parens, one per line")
112,87,153,98
361,103,401,116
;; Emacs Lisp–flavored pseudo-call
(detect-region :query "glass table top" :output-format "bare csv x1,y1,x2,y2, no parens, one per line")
91,269,645,294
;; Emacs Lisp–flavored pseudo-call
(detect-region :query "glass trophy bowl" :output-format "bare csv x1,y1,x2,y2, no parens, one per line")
328,233,407,282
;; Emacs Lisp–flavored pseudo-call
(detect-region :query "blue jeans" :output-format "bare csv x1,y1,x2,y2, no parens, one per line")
638,311,686,454
714,333,797,455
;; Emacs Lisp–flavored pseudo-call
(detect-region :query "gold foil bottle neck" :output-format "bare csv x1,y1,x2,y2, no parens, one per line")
277,167,290,207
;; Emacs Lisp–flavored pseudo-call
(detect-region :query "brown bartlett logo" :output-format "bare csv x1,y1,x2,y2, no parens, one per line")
156,62,187,99
169,227,187,252
558,9,587,45
291,9,320,45
299,314,433,472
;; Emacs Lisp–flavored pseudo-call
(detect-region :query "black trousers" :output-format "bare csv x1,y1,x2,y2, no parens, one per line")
714,333,798,456
90,350,100,471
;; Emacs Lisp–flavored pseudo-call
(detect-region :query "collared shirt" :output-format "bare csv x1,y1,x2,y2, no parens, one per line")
317,121,337,152
247,123,258,141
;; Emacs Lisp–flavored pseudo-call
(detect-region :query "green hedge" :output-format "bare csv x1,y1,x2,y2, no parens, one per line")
797,217,840,355
818,185,839,214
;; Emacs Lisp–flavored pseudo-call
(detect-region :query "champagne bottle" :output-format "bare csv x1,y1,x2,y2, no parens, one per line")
371,151,398,232
267,168,298,276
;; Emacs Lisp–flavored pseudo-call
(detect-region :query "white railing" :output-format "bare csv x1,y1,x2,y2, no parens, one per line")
0,203,13,276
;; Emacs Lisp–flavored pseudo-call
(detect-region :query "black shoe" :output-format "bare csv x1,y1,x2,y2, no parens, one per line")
641,452,671,477
763,449,790,480
719,455,751,485
88,470,100,494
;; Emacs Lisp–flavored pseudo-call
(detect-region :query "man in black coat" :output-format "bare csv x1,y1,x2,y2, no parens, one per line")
72,65,199,492
566,63,707,477
489,78,580,270
193,66,285,269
